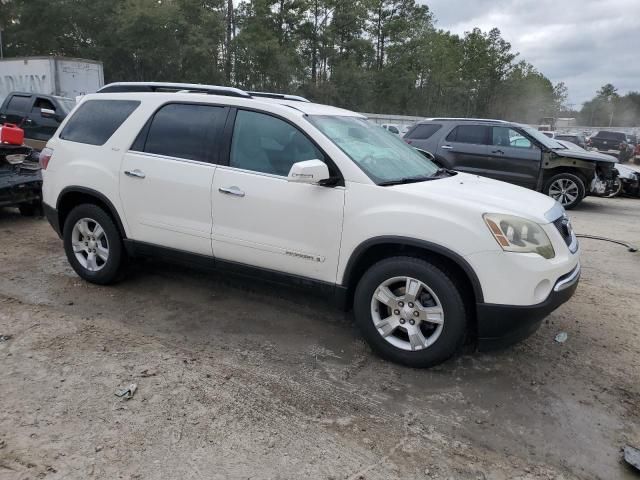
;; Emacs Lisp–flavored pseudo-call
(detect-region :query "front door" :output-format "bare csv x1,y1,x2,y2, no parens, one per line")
488,126,541,189
119,103,227,256
211,109,345,283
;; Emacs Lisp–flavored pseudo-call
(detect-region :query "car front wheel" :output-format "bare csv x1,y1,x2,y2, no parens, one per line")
353,256,468,368
63,204,125,285
544,173,586,209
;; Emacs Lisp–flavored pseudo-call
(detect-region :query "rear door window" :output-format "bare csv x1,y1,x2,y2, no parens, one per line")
138,103,225,163
6,95,32,113
60,100,140,145
446,125,489,144
405,124,441,140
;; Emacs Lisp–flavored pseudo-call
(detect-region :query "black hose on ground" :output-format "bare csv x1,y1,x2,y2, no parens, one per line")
576,234,638,252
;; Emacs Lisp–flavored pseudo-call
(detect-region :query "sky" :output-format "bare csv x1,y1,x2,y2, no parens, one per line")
424,0,639,107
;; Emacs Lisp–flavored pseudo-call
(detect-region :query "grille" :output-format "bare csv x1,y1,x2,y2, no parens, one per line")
553,216,573,247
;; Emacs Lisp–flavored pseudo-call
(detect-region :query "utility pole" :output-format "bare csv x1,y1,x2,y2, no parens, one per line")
0,27,4,59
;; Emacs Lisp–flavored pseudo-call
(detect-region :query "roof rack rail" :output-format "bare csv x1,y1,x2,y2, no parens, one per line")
96,83,312,103
96,82,252,98
425,117,511,124
248,91,310,103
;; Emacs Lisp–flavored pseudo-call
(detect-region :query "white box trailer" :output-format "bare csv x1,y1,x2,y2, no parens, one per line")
0,56,104,104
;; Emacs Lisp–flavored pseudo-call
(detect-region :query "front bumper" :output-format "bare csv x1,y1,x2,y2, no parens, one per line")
476,262,580,350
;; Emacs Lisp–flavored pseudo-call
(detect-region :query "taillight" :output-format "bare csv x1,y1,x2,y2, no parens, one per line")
39,147,53,169
619,142,627,150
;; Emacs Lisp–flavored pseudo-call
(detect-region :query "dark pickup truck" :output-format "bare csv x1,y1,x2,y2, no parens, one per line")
0,92,75,151
588,131,634,161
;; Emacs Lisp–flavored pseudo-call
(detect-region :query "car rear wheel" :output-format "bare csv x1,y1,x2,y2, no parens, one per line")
353,256,467,368
63,204,125,285
544,173,585,209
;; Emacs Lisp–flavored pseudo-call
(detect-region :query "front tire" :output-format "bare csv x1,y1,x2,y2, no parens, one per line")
63,204,125,285
353,256,468,368
543,172,586,209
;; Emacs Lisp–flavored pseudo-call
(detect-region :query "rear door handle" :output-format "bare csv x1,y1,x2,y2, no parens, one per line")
124,169,146,179
219,186,245,197
491,149,504,155
441,145,453,150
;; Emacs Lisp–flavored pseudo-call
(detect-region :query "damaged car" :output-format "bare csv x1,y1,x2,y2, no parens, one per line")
0,130,42,216
404,118,619,209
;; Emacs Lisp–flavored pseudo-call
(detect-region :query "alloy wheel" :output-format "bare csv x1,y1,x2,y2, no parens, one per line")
370,276,444,351
548,178,580,206
71,218,109,272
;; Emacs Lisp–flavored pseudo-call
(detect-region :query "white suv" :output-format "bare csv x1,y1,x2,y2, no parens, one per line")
40,82,580,367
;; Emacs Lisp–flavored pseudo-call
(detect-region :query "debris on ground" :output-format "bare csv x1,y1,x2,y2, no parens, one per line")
0,334,12,342
554,332,568,343
115,383,138,400
140,367,158,378
624,445,640,471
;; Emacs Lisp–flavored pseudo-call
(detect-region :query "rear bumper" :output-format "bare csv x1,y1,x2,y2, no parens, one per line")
43,202,62,237
476,262,580,350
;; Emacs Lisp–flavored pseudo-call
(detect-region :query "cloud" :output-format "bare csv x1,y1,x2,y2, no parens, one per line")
423,0,640,106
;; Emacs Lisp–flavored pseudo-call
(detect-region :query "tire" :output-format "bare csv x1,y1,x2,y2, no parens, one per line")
543,172,586,209
63,204,126,285
353,256,468,368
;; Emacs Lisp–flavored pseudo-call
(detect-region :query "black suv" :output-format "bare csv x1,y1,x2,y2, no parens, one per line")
404,118,618,209
0,92,75,150
588,130,634,161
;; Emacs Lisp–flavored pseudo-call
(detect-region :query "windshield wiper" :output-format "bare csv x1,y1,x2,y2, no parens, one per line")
378,175,436,186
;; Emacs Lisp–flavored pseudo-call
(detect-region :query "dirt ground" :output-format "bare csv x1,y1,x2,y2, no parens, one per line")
0,195,639,480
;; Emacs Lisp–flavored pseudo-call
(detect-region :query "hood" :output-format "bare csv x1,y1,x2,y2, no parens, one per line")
553,148,618,164
391,172,559,224
615,163,640,179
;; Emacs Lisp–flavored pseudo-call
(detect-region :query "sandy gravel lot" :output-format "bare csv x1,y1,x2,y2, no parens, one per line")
0,195,639,480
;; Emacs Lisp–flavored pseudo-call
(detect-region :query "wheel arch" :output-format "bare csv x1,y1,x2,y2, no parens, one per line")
341,237,484,311
56,187,128,239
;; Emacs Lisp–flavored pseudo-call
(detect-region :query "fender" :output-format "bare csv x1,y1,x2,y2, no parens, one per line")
342,236,484,303
56,186,128,238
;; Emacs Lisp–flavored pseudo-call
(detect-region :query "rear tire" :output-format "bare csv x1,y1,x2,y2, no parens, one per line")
543,172,585,209
353,256,468,368
63,204,125,285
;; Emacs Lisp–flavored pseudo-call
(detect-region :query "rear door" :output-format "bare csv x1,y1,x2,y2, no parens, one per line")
437,124,490,172
487,126,541,189
119,103,227,256
0,94,33,127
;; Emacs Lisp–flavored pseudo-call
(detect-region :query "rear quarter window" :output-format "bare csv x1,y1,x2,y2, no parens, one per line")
60,100,140,146
405,124,441,140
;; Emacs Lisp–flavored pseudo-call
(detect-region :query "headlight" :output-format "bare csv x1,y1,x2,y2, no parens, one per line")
483,213,555,259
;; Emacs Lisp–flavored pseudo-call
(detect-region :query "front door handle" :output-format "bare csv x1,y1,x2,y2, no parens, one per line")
124,169,146,179
491,149,504,155
441,145,453,150
219,186,245,197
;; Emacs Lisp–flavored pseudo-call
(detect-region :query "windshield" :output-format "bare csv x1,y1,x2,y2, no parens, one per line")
307,115,440,184
521,126,565,149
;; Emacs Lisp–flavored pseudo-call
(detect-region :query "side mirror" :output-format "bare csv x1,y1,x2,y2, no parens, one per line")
287,159,330,184
41,108,56,118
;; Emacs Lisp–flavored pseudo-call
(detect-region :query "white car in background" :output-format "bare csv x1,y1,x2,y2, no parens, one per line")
40,82,580,367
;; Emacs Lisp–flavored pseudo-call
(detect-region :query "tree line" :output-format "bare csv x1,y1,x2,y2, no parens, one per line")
1,0,637,126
